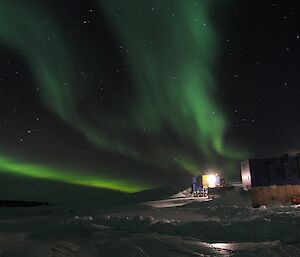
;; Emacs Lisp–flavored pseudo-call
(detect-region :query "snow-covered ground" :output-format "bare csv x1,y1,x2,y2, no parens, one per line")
0,187,300,256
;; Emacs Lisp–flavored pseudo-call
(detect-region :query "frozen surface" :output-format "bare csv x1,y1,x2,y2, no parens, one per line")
0,188,300,256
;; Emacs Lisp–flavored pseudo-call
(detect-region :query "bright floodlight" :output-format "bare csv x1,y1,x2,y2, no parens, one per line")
207,174,216,188
202,174,217,188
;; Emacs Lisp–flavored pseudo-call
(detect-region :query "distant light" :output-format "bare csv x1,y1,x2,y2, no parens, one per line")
202,174,217,188
207,175,216,187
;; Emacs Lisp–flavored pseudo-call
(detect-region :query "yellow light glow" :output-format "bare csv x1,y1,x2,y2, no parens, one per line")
202,174,216,188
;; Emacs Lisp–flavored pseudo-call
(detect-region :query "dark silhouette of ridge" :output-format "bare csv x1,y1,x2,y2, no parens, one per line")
0,200,49,207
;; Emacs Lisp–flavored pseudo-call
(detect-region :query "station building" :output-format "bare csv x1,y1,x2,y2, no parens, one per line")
241,154,300,207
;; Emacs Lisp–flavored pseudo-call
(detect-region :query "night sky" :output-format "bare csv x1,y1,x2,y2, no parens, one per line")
0,0,299,200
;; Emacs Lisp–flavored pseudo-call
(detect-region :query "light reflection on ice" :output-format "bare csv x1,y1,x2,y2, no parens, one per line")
191,240,281,256
209,241,280,251
144,196,212,208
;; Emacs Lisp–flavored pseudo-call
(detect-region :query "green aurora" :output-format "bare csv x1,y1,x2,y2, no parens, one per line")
0,153,148,193
98,0,246,160
0,0,247,192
